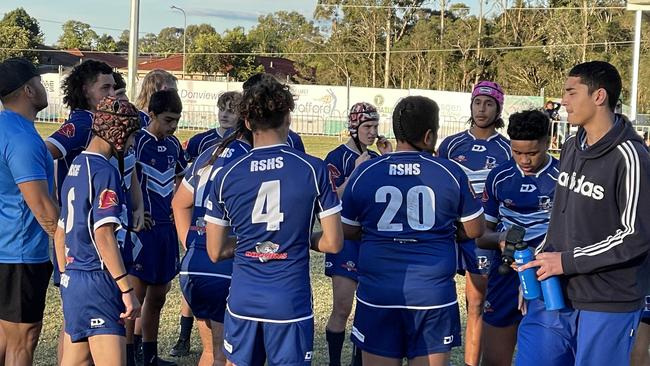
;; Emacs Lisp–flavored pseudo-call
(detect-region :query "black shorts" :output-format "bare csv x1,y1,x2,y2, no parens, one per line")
0,262,53,323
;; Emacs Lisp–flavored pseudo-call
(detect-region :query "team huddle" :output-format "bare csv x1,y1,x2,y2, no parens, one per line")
0,57,649,366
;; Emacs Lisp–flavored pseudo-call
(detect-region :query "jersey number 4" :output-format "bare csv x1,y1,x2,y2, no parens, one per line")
376,185,435,231
252,180,284,231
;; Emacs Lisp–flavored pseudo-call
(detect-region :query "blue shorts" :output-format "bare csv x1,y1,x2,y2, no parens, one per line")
180,273,230,323
456,239,497,276
483,267,521,327
324,239,359,281
223,310,314,366
351,300,461,359
60,270,126,342
516,298,642,366
117,229,136,271
130,223,179,284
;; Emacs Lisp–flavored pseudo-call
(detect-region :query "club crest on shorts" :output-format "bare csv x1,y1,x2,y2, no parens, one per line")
56,123,76,138
245,241,288,262
98,189,118,209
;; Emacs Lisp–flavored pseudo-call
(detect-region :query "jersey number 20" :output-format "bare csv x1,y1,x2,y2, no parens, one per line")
252,180,284,231
376,185,435,231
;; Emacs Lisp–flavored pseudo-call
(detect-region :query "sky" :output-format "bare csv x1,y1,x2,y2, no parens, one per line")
1,0,481,46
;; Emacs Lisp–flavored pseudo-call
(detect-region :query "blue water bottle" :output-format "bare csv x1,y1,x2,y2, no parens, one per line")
541,276,565,310
514,241,541,300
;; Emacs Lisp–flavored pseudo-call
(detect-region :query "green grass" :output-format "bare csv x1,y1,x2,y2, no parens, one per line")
33,123,468,366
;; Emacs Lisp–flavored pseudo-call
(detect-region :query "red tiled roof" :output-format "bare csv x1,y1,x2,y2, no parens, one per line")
138,54,184,71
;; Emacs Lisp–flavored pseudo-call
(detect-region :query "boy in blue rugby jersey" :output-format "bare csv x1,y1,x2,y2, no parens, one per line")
55,96,141,366
475,110,559,366
204,73,343,366
342,96,485,365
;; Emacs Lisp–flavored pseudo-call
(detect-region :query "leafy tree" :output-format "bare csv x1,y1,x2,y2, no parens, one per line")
0,8,42,61
0,25,31,61
58,20,98,50
96,34,117,52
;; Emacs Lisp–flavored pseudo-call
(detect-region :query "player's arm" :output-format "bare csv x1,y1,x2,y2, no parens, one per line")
18,180,60,237
475,221,505,250
461,214,485,239
95,223,141,320
54,224,66,273
311,213,344,253
129,173,145,232
205,222,236,262
172,182,193,250
45,140,63,160
342,223,362,241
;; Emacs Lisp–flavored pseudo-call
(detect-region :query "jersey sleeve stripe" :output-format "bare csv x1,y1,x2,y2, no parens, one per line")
573,142,639,257
93,217,122,232
341,216,361,226
318,203,342,219
485,213,499,223
46,137,68,157
460,207,484,222
58,219,64,229
204,215,230,226
181,178,194,193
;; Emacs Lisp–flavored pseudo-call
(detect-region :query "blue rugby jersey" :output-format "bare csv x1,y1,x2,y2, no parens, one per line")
46,109,94,200
58,152,126,271
482,156,559,247
341,151,483,308
287,130,305,153
133,129,187,224
438,130,511,194
181,139,250,277
204,144,341,321
184,128,227,162
139,110,151,128
324,144,379,191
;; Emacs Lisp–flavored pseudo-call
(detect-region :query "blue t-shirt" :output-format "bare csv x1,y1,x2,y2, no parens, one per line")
58,152,125,271
133,129,187,224
287,130,305,153
324,144,379,191
46,109,94,201
181,139,250,276
205,144,341,321
482,156,559,247
0,110,55,263
184,128,226,162
341,151,483,308
438,130,511,194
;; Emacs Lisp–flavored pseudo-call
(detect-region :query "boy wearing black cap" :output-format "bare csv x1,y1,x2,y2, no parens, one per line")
0,57,59,366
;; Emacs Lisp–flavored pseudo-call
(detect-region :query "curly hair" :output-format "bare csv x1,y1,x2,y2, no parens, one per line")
217,91,242,111
392,96,439,147
113,71,126,90
507,109,550,141
238,73,294,131
62,60,113,110
134,69,178,111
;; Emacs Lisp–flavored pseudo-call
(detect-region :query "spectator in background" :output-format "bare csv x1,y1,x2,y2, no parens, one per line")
544,100,561,121
113,71,128,101
0,57,59,366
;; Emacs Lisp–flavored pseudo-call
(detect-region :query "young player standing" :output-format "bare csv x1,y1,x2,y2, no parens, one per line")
183,92,241,163
518,61,650,365
173,120,252,366
204,73,343,366
323,102,391,366
475,110,559,366
55,96,141,366
130,89,187,366
342,95,485,365
437,81,510,366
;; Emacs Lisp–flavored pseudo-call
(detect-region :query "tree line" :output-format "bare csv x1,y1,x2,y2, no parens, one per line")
1,2,649,112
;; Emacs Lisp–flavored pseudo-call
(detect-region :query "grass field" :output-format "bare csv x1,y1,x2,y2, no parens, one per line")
32,123,469,366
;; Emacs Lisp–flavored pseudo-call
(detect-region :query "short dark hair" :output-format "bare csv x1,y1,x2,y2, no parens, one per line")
113,71,126,90
148,89,183,115
507,109,550,141
568,61,621,111
239,73,294,131
392,96,439,144
62,60,113,110
217,91,242,111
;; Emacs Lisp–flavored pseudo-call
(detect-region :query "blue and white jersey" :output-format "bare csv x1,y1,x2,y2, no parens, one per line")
438,130,511,194
324,144,379,190
205,144,341,322
287,130,305,153
58,152,126,272
139,110,151,129
133,129,187,224
46,109,94,200
184,128,227,162
341,151,483,308
482,156,559,248
181,139,251,276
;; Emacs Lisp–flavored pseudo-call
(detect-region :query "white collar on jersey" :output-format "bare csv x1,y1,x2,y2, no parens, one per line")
467,130,501,141
515,153,554,178
142,128,165,142
251,143,289,151
80,151,109,161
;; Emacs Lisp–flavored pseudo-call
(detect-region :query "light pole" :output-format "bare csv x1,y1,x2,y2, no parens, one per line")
170,5,186,78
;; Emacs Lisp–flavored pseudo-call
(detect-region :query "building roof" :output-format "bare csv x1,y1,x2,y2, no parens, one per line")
37,46,128,69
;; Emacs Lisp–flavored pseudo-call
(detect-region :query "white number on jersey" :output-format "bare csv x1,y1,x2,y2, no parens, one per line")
375,185,436,232
252,180,284,231
65,187,75,234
